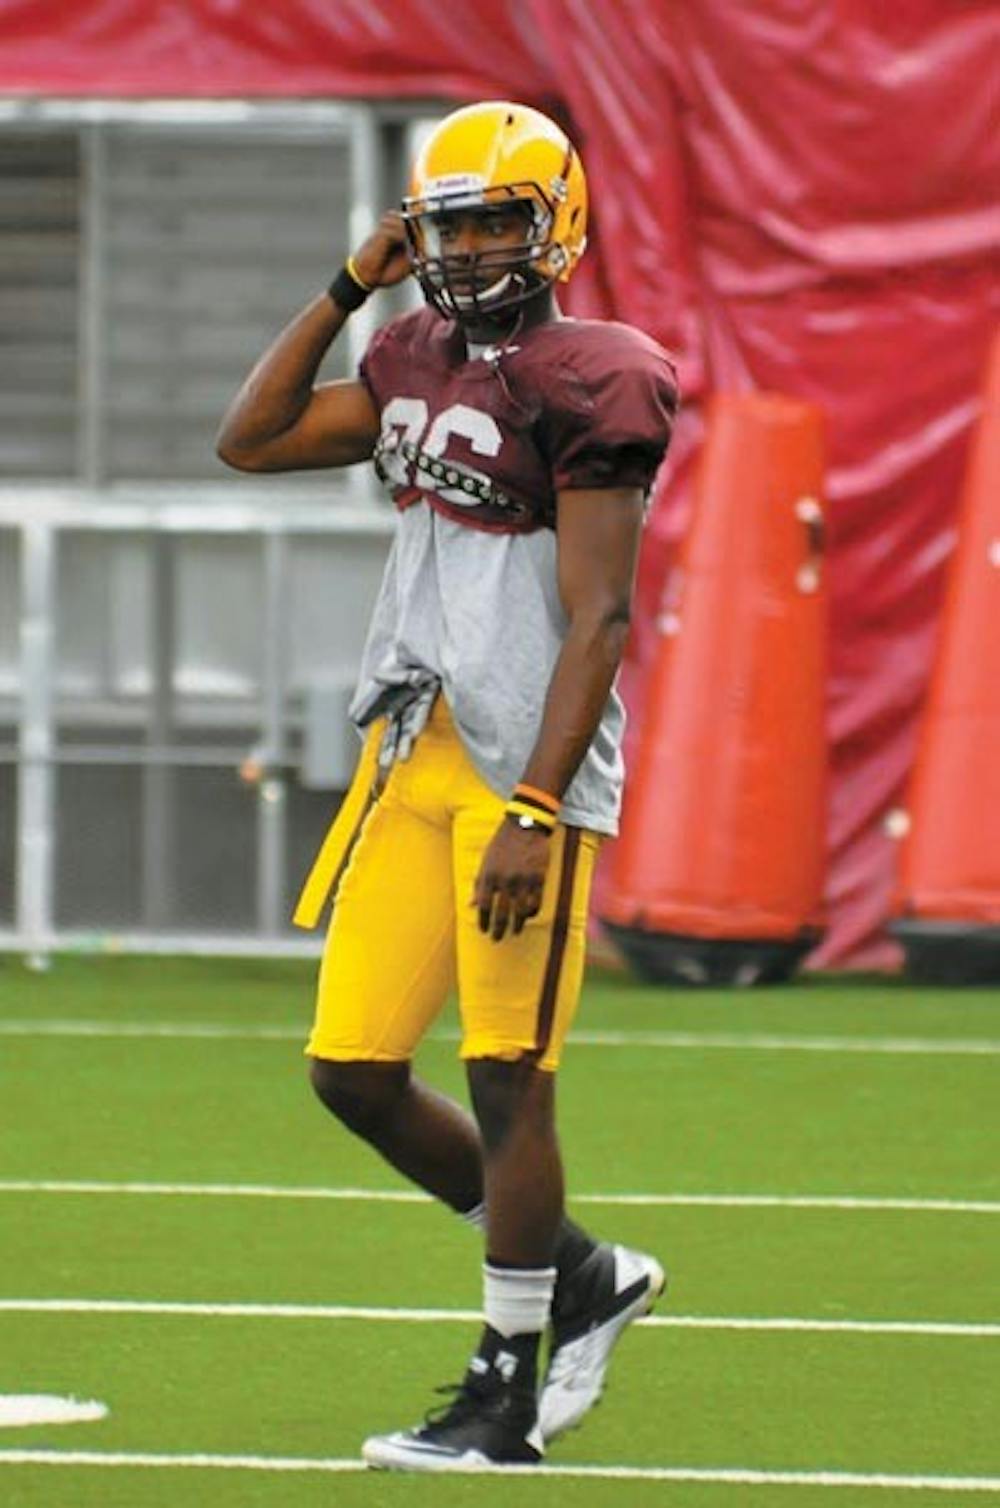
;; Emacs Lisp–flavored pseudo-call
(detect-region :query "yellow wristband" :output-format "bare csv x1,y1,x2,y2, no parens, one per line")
505,800,558,833
345,254,375,294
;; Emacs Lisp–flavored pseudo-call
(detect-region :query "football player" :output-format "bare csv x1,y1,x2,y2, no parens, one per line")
217,100,678,1472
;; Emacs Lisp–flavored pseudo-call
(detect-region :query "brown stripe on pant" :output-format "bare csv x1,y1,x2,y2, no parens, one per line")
533,825,583,1059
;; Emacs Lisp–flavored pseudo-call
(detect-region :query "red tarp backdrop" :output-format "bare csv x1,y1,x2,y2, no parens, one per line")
2,0,998,965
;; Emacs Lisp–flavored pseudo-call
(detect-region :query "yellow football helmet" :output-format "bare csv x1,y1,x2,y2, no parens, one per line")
403,101,588,322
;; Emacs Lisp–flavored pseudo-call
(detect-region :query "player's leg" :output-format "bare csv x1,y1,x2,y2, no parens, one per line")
468,1056,562,1264
309,1059,482,1211
363,808,599,1470
454,811,664,1454
360,725,570,1469
305,708,482,1211
464,1057,665,1446
365,1058,564,1472
360,720,662,1470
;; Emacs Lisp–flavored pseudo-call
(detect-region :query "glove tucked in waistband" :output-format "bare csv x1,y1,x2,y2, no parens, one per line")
352,670,442,783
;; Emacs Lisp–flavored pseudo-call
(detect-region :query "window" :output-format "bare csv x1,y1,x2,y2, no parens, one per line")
0,131,79,476
100,128,352,480
0,112,360,485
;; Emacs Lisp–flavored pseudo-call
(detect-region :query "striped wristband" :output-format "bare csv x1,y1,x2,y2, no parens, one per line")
512,783,561,816
504,783,561,835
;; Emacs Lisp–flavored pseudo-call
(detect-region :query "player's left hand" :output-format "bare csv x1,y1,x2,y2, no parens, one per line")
473,821,552,941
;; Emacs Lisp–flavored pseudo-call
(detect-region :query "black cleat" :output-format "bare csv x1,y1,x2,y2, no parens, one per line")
363,1326,544,1472
539,1242,666,1442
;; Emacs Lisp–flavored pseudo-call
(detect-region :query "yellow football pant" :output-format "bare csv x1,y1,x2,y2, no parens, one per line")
294,696,599,1072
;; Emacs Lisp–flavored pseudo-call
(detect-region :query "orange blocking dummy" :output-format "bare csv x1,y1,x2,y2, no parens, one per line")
602,393,827,985
892,329,1000,983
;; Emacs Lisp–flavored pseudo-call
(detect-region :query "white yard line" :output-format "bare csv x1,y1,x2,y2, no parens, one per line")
2,1017,999,1056
0,1298,996,1338
1,1179,998,1215
572,1029,1000,1057
0,1449,998,1491
0,1019,302,1041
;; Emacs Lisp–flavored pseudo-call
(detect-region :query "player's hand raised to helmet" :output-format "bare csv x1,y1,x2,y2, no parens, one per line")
351,211,412,290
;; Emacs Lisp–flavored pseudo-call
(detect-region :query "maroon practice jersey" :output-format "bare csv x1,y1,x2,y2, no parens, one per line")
360,305,678,535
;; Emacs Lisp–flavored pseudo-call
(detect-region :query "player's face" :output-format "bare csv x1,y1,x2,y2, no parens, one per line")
423,203,536,311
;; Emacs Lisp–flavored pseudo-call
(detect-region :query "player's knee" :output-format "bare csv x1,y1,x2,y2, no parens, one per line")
308,1056,409,1140
467,1056,555,1154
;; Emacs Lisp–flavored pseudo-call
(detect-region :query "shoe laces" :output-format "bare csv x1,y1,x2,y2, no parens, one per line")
424,1377,491,1430
425,1372,534,1432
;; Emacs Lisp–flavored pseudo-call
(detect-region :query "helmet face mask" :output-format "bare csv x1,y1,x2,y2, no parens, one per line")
403,103,587,326
403,190,554,321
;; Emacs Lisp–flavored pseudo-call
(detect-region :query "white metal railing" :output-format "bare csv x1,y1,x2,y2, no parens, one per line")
0,486,392,961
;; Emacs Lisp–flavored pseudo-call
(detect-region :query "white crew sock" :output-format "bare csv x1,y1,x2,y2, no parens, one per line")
460,1201,486,1231
483,1262,557,1339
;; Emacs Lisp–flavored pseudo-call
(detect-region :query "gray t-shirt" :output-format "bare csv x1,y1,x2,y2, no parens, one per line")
351,503,626,834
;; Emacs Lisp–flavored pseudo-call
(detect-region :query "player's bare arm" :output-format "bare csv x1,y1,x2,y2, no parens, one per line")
473,485,645,940
215,211,410,473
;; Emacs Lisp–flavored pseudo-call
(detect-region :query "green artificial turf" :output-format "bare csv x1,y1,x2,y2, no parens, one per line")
1,955,998,1506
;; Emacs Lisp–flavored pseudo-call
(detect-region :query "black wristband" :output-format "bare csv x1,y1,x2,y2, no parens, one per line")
327,264,370,314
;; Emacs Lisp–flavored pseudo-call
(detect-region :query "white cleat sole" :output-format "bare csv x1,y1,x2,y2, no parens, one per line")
363,1434,492,1472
